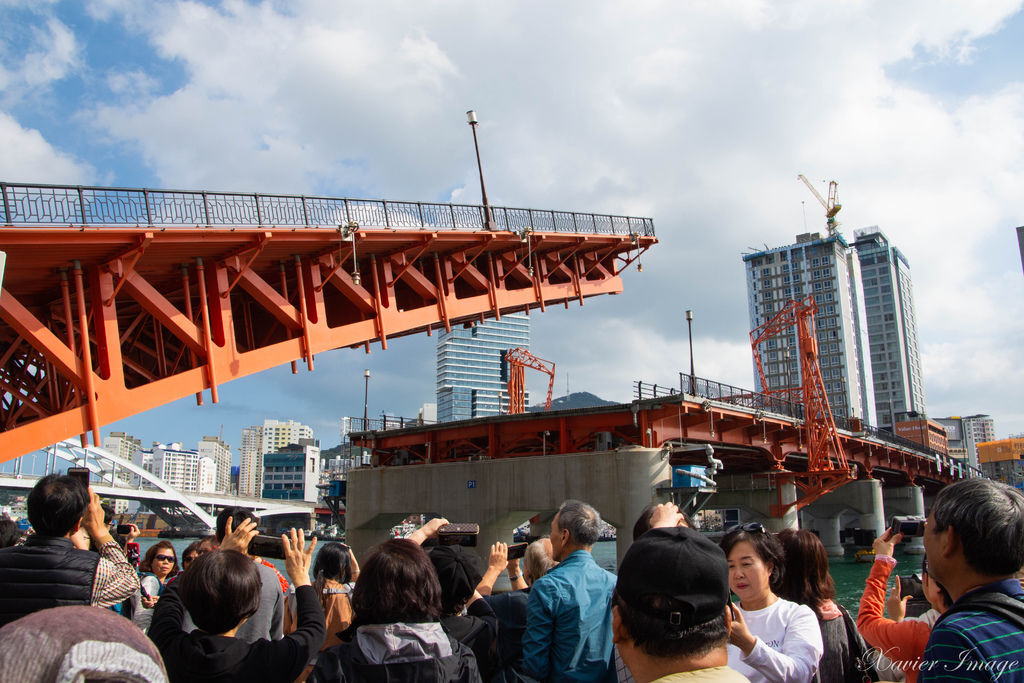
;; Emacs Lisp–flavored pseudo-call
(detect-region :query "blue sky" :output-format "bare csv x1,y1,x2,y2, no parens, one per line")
3,0,1024,462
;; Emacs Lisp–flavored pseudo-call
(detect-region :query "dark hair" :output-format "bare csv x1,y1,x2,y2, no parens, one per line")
556,499,602,546
101,504,115,526
613,591,728,658
0,517,20,548
27,475,89,537
313,542,354,594
775,529,835,618
178,550,261,634
351,539,441,624
632,503,694,542
930,478,1024,577
140,540,179,576
216,507,258,543
720,526,785,591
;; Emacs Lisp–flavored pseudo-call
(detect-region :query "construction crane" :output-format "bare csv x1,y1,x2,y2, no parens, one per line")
505,347,555,415
750,295,854,514
797,174,842,236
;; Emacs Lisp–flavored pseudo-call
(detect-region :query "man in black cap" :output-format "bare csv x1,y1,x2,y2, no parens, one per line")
429,544,499,679
612,526,749,682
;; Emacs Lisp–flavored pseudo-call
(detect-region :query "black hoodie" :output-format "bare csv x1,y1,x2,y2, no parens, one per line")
150,580,326,682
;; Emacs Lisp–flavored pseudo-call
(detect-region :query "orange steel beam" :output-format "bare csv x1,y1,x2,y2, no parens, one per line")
0,224,654,461
351,395,957,496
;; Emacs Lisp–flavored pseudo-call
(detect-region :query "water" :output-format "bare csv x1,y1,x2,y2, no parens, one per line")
141,538,921,618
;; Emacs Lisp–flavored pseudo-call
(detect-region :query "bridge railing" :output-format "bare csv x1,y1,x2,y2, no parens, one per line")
0,182,656,237
635,375,983,479
347,414,437,434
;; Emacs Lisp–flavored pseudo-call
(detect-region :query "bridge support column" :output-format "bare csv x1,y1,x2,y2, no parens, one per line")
710,474,798,532
802,478,884,555
882,484,925,555
346,446,672,569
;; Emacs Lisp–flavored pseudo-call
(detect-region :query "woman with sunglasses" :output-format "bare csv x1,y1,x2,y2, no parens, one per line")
132,541,179,633
721,524,823,682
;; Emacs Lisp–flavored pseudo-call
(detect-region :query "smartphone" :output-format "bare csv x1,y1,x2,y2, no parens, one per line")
67,466,90,489
507,542,528,560
248,534,286,560
899,574,925,601
890,515,926,538
116,524,133,535
438,523,479,547
139,583,151,600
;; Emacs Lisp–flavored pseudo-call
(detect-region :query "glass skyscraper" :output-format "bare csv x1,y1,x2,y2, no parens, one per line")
436,313,530,422
852,227,925,429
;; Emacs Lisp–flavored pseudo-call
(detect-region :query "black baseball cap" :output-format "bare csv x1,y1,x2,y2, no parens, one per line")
616,526,730,628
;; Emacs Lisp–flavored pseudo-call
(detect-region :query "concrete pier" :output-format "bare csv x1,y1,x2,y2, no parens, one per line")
345,446,672,568
803,478,885,556
711,473,798,532
882,485,926,554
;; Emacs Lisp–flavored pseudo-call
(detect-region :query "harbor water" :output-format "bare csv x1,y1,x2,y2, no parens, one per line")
140,537,923,618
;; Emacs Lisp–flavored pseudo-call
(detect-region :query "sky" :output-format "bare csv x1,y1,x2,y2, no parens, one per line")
2,0,1023,462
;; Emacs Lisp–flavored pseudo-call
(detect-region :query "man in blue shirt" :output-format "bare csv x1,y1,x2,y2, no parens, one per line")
921,478,1024,682
522,499,616,681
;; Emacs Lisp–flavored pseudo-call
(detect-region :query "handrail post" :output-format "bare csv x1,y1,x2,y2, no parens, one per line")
301,196,310,226
77,186,87,225
255,193,262,226
1,182,9,225
201,191,211,226
143,189,153,226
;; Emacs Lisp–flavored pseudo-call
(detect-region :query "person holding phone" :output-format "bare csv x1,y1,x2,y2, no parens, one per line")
0,475,140,626
131,541,180,633
856,529,950,683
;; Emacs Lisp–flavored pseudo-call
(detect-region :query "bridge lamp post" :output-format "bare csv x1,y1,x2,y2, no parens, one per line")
685,310,695,393
466,110,496,230
363,369,371,431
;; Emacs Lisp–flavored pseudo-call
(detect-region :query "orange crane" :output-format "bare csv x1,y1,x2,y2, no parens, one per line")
505,347,555,414
798,174,842,236
750,295,854,514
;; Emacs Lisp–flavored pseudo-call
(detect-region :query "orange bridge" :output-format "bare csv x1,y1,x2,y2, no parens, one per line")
0,182,656,461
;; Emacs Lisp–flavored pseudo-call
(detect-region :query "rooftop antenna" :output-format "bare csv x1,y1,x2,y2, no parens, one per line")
802,200,808,231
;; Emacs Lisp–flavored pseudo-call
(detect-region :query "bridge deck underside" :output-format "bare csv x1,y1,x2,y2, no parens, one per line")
352,397,955,495
0,226,653,460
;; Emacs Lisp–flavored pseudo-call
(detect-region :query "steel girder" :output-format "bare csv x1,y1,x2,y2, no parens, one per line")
0,226,654,461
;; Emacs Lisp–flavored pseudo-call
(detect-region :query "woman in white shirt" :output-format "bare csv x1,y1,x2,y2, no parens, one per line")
721,523,824,683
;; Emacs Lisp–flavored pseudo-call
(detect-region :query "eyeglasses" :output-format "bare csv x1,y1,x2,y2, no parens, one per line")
727,522,766,534
154,554,176,562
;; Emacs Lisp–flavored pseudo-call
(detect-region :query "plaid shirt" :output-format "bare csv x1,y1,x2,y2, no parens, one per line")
90,540,140,607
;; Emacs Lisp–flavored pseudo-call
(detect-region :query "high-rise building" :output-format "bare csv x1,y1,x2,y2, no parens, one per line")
743,232,874,421
238,425,263,498
852,228,925,429
197,436,232,494
145,442,217,494
436,313,530,422
102,431,141,513
238,420,314,498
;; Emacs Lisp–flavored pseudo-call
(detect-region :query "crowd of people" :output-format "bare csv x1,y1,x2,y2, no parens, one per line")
0,474,1023,682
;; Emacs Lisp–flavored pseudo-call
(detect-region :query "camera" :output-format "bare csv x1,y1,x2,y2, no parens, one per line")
437,523,479,547
898,574,925,601
248,534,286,560
67,467,90,489
507,542,528,560
890,515,926,538
116,524,133,535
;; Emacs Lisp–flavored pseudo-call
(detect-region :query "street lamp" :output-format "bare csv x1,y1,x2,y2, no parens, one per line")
466,110,496,229
685,310,695,393
363,369,371,430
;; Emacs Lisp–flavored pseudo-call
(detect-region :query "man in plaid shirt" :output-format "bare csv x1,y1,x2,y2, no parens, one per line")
0,475,139,625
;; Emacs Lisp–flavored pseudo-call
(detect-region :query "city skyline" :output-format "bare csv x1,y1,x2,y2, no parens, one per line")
2,2,1023,451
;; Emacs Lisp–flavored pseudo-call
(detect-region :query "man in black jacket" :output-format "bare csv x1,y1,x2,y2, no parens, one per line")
0,474,139,626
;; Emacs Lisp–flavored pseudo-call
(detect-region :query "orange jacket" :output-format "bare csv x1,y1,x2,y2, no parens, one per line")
856,556,931,683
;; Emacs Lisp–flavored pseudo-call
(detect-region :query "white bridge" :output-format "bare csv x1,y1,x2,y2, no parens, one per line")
0,440,316,533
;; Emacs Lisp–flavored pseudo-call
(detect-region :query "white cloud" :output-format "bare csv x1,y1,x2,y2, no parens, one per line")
0,112,93,182
4,0,1024,443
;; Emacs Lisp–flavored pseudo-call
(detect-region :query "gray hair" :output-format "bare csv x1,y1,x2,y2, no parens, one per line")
931,478,1024,577
524,539,556,583
556,499,603,547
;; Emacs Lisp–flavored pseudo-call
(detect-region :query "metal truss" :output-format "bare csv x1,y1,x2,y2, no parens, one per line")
0,183,656,461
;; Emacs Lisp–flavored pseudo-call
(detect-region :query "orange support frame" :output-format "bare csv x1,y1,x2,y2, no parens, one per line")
0,225,654,461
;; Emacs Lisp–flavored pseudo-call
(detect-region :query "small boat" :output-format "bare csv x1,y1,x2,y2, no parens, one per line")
854,549,875,563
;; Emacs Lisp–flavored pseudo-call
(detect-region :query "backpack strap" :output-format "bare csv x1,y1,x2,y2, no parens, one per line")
934,591,1024,631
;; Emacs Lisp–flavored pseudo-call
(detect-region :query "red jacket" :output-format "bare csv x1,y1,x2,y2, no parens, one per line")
856,556,931,683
